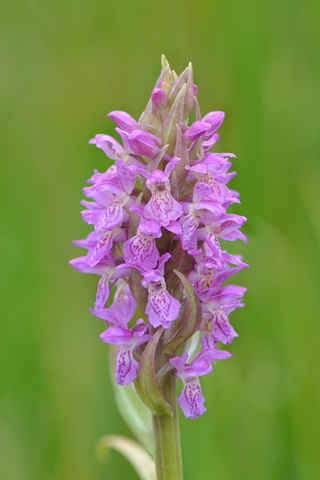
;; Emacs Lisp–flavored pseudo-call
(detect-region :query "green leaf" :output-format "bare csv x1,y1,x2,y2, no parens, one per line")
135,327,173,417
163,270,202,356
110,346,154,456
96,435,156,480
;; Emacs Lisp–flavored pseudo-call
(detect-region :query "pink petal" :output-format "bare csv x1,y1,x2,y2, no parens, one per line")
123,233,159,270
100,325,133,347
178,378,206,419
95,274,110,308
116,159,136,194
116,346,139,386
107,110,140,133
202,111,225,140
89,134,126,160
128,130,160,157
212,309,238,344
184,121,211,141
151,88,168,110
144,190,182,226
146,287,181,328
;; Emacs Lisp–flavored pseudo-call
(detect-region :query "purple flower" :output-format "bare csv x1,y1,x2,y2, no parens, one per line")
189,250,248,294
141,254,181,328
145,171,182,224
100,319,151,385
123,230,160,271
81,159,136,232
131,166,183,227
170,349,232,418
179,181,226,253
69,254,129,309
90,278,137,326
199,284,246,349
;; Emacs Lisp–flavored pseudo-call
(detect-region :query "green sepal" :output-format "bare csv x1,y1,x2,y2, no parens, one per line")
163,270,202,356
194,96,201,121
160,55,174,85
147,144,169,173
126,192,143,239
189,137,203,161
161,54,170,72
168,67,188,107
170,170,179,201
129,268,148,313
183,62,194,120
171,69,178,80
162,84,186,155
174,124,189,185
135,327,173,417
164,241,195,291
139,98,153,131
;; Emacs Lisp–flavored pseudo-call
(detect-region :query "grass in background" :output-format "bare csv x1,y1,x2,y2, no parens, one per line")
1,0,319,478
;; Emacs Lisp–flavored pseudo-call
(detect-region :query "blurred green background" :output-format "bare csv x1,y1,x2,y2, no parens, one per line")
1,0,320,479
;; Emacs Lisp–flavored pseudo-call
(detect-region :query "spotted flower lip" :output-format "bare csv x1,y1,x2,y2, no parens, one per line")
131,166,183,227
100,319,151,385
170,349,232,419
70,56,248,418
140,254,181,328
123,230,160,271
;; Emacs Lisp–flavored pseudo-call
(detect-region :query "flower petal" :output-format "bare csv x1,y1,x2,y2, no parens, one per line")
95,273,111,308
107,110,140,133
178,378,206,419
116,346,139,386
146,287,181,328
123,232,159,271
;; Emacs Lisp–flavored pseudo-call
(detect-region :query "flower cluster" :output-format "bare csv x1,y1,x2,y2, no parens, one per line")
70,56,248,419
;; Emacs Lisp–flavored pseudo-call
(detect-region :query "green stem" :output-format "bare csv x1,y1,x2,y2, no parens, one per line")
152,376,183,480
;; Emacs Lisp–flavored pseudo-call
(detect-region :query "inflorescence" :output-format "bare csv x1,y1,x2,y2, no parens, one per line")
70,56,248,419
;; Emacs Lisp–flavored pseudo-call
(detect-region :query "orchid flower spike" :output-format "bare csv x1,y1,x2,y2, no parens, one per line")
70,55,248,423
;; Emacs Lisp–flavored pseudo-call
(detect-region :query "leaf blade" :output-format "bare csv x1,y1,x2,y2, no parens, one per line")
163,270,202,355
135,327,172,416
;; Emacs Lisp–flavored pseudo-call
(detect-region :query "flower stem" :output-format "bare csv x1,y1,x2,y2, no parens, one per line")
152,376,183,480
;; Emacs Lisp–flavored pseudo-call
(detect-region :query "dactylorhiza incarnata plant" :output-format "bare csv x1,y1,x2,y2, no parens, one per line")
70,55,248,480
